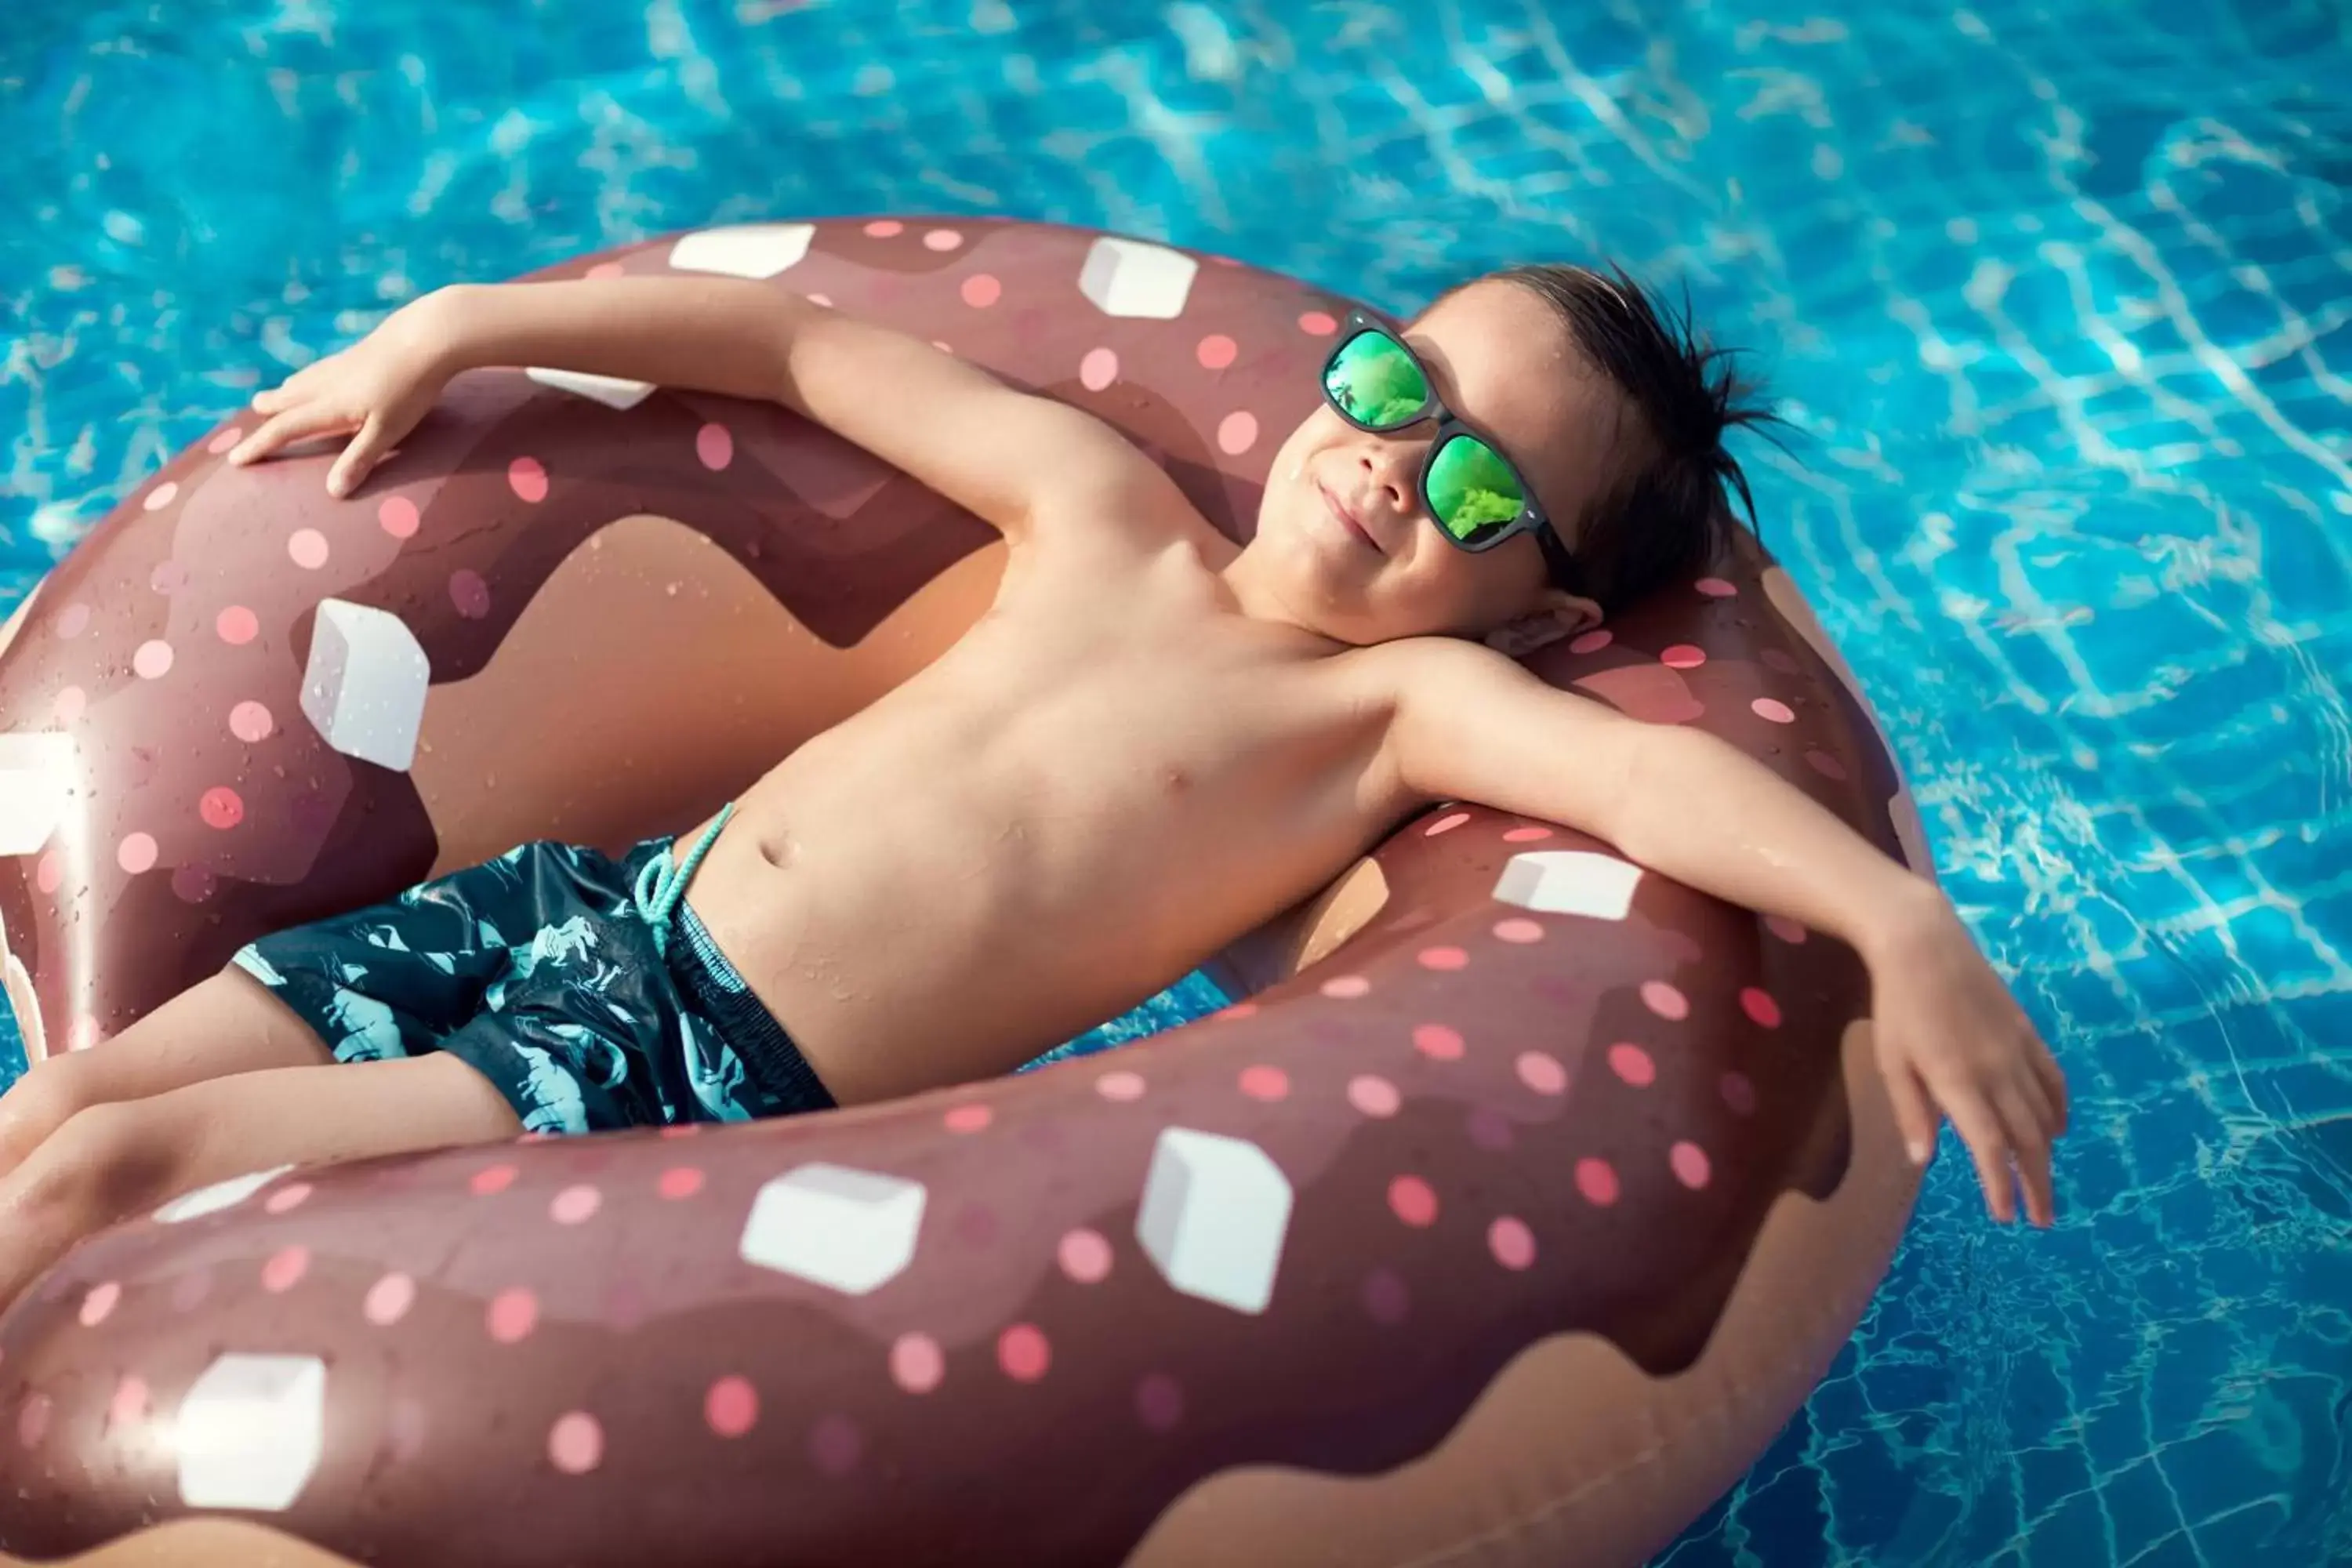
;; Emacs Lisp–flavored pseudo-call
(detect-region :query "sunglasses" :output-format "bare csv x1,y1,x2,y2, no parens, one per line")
1319,312,1588,595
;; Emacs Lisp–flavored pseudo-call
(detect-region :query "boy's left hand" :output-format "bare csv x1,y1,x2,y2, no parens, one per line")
1864,895,2069,1226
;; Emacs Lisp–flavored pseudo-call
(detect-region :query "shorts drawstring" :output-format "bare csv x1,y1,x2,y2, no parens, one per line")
632,802,735,957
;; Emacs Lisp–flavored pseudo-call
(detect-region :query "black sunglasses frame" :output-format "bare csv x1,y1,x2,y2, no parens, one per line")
1320,312,1590,598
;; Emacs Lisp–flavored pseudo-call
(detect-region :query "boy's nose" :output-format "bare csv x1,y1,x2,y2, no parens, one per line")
1358,445,1419,516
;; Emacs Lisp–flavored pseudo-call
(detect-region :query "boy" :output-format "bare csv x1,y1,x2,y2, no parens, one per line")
0,260,2067,1308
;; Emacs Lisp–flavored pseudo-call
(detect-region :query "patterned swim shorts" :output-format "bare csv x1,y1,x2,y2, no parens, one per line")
231,834,835,1136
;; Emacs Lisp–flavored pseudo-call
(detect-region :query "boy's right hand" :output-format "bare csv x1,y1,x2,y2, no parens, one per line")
229,289,463,498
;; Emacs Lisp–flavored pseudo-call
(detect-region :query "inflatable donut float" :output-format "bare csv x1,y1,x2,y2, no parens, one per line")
0,218,1933,1567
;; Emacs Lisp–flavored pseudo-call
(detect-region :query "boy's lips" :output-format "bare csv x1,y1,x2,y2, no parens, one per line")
1319,481,1383,554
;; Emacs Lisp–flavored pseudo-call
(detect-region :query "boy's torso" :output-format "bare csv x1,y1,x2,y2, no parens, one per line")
681,515,1418,1104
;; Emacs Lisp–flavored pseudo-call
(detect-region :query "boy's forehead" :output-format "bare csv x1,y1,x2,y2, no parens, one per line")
1404,281,1625,522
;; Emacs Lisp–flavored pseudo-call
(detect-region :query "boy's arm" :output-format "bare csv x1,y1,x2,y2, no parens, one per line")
1382,639,2069,1226
232,278,1172,531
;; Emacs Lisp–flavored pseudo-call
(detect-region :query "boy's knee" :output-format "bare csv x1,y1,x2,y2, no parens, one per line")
20,1101,182,1222
0,1053,91,1164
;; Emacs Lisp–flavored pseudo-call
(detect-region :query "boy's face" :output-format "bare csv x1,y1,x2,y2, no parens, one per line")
1247,278,1625,648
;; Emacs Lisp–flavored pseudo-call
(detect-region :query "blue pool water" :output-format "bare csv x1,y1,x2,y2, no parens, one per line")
3,1,2348,1562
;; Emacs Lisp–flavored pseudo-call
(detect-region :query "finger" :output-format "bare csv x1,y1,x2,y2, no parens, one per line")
229,404,354,466
326,414,387,499
1940,1089,2018,1224
2031,1042,2071,1135
1878,1052,1940,1167
1995,1083,2056,1227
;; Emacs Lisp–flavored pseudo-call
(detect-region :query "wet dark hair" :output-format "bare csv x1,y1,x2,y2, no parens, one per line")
1483,263,1780,613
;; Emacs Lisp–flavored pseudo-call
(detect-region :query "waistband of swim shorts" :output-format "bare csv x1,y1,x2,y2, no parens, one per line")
666,899,838,1115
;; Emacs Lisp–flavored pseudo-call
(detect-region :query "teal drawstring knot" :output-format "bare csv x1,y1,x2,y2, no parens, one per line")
633,802,736,957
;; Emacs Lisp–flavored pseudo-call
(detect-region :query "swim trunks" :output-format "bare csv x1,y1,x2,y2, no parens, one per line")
230,826,835,1136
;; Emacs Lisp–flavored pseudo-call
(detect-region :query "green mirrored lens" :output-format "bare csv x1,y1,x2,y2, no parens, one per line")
1324,331,1429,428
1427,436,1526,542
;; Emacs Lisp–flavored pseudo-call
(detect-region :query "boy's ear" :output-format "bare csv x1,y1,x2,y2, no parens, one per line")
1483,590,1602,659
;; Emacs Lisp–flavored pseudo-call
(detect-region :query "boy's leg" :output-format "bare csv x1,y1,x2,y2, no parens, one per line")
0,968,332,1178
0,1051,521,1311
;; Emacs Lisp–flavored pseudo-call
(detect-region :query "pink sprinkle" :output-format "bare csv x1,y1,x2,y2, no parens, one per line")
221,704,276,749
1641,980,1691,1021
1216,411,1258,456
1696,576,1737,597
706,1376,759,1438
264,1181,313,1214
550,1184,602,1225
1058,1228,1113,1283
944,1103,993,1134
810,1414,862,1477
143,481,180,512
1298,310,1338,336
863,220,904,238
1502,826,1555,847
1196,333,1237,369
51,686,85,724
199,786,244,830
1567,628,1613,654
1740,987,1784,1028
585,261,627,280
1494,918,1544,944
960,274,1001,307
56,601,91,637
1765,914,1809,944
1079,347,1119,390
659,1165,704,1200
1413,1023,1465,1061
997,1323,1051,1382
107,1374,148,1428
1347,1074,1401,1117
470,1163,518,1196
549,1411,603,1474
891,1332,945,1394
449,568,492,619
34,851,63,895
1320,975,1370,999
216,605,259,644
117,833,158,875
287,528,330,570
1575,1157,1621,1207
18,1392,51,1448
132,639,174,680
1660,644,1707,669
1515,1051,1568,1095
79,1281,121,1327
487,1287,539,1343
379,496,420,539
508,456,550,503
208,426,245,454
690,421,739,473
1388,1174,1439,1228
1721,1071,1757,1115
1136,1372,1185,1432
1762,648,1802,674
923,228,964,252
364,1272,416,1327
1606,1042,1656,1087
1671,1141,1712,1189
1362,1267,1411,1326
1417,946,1468,971
1095,1070,1146,1102
261,1245,310,1294
1424,811,1470,836
1488,1215,1537,1270
1806,749,1849,780
1752,697,1797,724
1239,1065,1289,1102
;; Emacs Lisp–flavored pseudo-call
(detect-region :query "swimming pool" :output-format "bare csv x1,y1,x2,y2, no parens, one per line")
2,0,2346,1563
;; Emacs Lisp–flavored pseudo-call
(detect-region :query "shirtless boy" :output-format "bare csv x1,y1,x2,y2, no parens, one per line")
0,259,2070,1307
